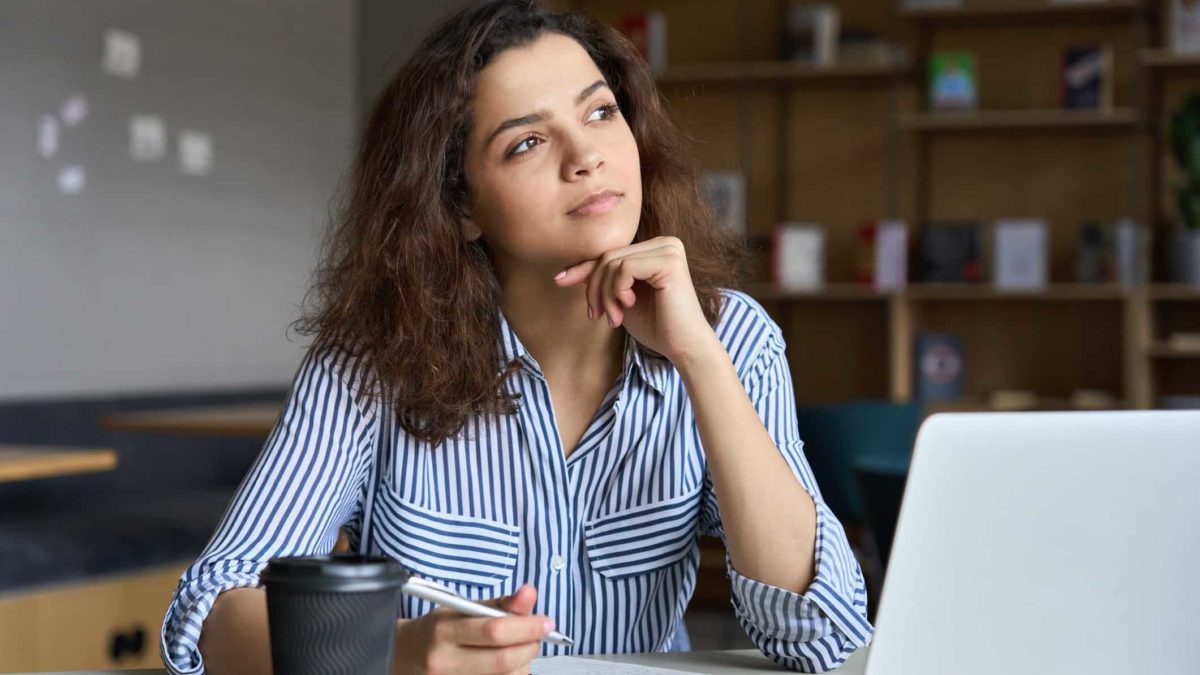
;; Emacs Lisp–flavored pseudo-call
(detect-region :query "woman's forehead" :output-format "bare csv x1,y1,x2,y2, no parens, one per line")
473,33,605,121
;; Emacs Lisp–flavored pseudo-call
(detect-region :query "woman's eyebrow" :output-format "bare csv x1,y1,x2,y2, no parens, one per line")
484,79,610,147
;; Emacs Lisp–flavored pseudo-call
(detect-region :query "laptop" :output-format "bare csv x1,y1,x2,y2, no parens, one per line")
865,411,1200,675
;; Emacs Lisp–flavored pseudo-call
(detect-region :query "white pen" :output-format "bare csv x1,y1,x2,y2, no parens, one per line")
400,575,576,648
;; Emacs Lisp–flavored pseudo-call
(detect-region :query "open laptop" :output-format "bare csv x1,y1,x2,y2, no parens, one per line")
865,411,1200,675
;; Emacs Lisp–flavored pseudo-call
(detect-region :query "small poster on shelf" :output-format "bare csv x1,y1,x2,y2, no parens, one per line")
929,51,977,111
992,219,1048,290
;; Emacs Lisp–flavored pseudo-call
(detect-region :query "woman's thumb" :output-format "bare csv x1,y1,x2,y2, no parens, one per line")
481,584,538,615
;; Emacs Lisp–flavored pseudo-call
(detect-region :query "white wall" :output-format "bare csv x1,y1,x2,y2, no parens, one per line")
0,0,357,399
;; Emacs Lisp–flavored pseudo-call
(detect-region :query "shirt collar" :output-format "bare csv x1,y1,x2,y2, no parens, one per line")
497,311,667,396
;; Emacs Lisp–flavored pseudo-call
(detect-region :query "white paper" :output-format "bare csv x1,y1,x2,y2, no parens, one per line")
776,223,825,291
104,29,141,78
129,115,166,161
531,657,698,675
61,93,88,127
57,165,86,194
38,115,59,158
178,129,214,176
993,219,1048,290
874,219,908,291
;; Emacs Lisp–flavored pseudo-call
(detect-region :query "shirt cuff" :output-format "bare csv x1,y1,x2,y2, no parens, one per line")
160,564,265,675
727,499,873,649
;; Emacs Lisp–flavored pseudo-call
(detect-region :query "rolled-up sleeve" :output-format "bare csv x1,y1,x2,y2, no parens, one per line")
160,347,380,674
700,320,873,672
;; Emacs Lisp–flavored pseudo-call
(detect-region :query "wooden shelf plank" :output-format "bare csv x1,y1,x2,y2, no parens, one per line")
900,108,1139,131
923,396,1128,413
104,402,282,437
746,282,896,302
1148,342,1200,358
900,0,1139,21
0,446,117,484
656,60,907,85
1140,49,1200,69
906,283,1128,301
1149,283,1200,300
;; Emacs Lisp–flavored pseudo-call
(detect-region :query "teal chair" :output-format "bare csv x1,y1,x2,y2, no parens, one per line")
795,400,921,571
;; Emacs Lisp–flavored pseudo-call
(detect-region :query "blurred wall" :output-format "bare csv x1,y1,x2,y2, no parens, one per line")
0,0,357,400
357,0,476,117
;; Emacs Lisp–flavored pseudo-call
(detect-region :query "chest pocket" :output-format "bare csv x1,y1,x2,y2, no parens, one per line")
584,484,702,579
373,484,520,590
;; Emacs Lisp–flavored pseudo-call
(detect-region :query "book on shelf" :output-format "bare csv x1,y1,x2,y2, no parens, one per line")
620,11,668,73
929,51,978,111
1171,0,1200,55
699,170,745,236
901,0,961,8
1063,45,1113,110
785,3,838,65
838,29,908,68
989,390,1039,411
915,332,963,402
1076,219,1147,286
1167,332,1200,351
856,219,908,291
991,219,1049,290
919,222,983,283
1070,389,1118,410
773,223,826,292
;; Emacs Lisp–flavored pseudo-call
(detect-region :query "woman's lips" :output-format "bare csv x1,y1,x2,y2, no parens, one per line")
568,192,622,217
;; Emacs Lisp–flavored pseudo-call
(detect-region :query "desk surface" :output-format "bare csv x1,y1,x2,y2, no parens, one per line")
0,445,118,483
24,648,869,674
103,402,282,437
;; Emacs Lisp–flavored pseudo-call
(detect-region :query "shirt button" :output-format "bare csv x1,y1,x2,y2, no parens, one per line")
550,555,566,572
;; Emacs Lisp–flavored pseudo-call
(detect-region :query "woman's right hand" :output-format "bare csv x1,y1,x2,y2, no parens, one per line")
392,584,552,675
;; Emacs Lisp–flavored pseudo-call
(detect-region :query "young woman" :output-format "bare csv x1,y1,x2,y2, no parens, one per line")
160,2,871,673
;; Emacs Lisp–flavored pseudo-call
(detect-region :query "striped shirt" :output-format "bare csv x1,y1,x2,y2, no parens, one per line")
160,289,873,673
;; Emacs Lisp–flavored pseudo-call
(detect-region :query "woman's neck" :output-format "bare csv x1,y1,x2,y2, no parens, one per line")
499,270,624,382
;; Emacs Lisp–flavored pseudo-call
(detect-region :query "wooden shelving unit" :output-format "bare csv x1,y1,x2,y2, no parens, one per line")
900,0,1140,21
576,0,1198,412
657,60,908,85
899,107,1139,131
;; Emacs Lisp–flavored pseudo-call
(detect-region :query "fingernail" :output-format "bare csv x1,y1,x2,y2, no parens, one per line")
607,314,614,328
587,306,593,320
543,618,556,634
554,269,566,281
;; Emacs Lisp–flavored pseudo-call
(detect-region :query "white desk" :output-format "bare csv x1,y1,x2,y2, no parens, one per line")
26,647,869,674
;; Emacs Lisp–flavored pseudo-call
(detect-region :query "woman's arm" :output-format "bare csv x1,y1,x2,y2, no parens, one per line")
675,334,817,592
198,589,271,675
160,347,380,674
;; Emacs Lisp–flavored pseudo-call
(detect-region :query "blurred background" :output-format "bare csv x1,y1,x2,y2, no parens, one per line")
3,0,1200,670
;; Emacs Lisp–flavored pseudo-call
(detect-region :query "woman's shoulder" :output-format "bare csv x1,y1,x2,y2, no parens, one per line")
713,288,786,373
293,341,382,408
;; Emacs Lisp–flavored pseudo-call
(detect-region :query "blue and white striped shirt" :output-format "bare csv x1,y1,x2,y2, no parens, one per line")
160,289,872,673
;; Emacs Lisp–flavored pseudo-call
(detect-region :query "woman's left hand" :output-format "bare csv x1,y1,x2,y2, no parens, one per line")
553,236,718,366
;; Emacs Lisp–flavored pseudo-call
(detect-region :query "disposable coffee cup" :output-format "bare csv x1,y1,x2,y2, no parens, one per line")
261,553,408,675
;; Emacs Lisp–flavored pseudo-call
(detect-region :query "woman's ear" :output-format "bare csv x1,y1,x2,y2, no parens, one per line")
461,211,483,242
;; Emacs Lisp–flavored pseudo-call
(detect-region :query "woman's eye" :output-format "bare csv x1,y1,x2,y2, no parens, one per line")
509,135,541,157
588,103,620,122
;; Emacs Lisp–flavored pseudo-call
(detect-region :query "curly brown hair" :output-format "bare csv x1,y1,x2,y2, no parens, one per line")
292,0,745,444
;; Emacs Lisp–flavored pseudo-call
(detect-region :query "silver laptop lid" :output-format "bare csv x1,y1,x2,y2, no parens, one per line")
867,411,1200,675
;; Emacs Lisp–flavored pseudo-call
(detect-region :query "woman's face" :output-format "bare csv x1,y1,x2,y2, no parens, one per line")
463,32,642,279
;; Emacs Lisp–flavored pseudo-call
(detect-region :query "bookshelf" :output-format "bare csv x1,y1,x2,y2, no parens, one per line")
899,107,1140,130
657,60,907,84
571,0,1199,413
900,0,1140,22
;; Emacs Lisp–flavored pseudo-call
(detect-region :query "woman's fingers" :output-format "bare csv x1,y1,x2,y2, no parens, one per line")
454,641,542,675
436,613,554,648
552,238,684,325
479,584,537,615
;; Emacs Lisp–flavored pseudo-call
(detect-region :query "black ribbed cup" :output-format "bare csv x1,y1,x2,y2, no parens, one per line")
261,554,408,675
